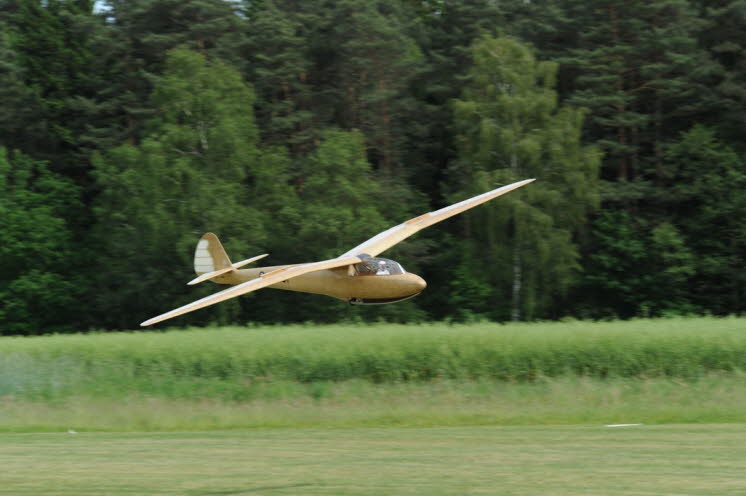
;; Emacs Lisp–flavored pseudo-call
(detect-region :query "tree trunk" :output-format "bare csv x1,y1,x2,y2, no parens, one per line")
608,4,629,181
511,242,522,321
511,145,521,321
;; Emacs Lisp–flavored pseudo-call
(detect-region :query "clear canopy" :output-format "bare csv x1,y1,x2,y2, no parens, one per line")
354,257,405,276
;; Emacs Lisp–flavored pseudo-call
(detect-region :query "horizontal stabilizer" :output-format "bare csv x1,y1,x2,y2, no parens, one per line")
187,253,268,285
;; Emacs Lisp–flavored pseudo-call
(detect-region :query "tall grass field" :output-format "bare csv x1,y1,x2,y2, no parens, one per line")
1,317,745,430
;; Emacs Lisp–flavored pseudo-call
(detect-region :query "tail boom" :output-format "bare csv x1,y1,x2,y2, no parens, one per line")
190,232,267,285
188,253,268,285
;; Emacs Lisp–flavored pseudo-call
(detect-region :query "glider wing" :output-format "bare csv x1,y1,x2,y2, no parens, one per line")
141,255,362,326
341,178,535,258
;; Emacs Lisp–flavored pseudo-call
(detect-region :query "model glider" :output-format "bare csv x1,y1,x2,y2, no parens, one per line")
141,178,535,326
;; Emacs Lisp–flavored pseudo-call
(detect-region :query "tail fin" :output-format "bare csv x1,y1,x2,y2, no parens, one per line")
190,233,268,285
194,233,231,275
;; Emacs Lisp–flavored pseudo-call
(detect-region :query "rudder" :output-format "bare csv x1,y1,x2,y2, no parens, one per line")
194,233,232,275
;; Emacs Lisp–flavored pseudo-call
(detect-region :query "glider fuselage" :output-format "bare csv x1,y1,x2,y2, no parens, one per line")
212,263,426,304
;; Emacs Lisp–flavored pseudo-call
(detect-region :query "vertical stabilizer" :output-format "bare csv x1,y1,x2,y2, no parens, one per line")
194,233,232,275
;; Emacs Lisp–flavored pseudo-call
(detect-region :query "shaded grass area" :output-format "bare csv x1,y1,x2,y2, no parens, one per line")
2,424,746,495
2,318,746,402
2,375,745,432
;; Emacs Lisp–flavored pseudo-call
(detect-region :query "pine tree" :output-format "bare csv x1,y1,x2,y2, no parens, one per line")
317,0,425,177
578,211,696,318
100,0,248,145
0,23,38,153
244,0,316,154
697,0,746,151
562,0,717,187
406,0,504,195
579,125,746,318
0,0,103,185
662,125,746,314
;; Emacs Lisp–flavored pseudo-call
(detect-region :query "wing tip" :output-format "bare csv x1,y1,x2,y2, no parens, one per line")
508,178,536,190
141,314,171,326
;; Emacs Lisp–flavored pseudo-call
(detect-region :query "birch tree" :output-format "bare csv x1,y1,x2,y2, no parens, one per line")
451,36,600,320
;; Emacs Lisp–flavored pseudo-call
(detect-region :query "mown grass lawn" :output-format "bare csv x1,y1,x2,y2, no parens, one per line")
2,424,745,495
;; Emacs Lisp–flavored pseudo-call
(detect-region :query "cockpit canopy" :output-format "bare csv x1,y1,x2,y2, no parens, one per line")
354,257,405,276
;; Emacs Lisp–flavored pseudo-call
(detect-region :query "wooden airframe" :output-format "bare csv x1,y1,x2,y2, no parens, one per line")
141,178,535,326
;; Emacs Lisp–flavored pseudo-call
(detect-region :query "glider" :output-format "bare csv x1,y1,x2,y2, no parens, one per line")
141,178,535,326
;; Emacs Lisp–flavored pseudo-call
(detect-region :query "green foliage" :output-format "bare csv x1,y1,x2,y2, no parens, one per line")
98,0,248,146
0,148,81,333
581,210,646,317
0,0,104,183
325,0,426,174
296,129,388,259
648,222,697,313
91,49,267,328
244,0,316,153
449,36,600,321
407,0,504,195
662,125,746,313
581,125,746,318
582,213,701,317
699,0,746,150
0,26,38,156
2,0,746,331
562,0,716,183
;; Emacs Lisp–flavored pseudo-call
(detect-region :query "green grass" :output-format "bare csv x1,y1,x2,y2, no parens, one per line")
2,318,746,431
3,320,745,494
2,318,746,402
2,424,745,495
2,375,745,431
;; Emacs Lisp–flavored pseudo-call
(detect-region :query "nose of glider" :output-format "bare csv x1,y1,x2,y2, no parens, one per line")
408,273,427,293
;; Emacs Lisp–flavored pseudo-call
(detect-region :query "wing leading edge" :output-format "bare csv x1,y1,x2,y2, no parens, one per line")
340,178,535,258
140,256,362,326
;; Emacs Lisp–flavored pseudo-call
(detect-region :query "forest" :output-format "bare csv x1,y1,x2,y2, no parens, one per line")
1,0,745,334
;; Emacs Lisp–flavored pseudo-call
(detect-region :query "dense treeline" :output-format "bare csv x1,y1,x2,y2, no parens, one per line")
1,0,745,333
